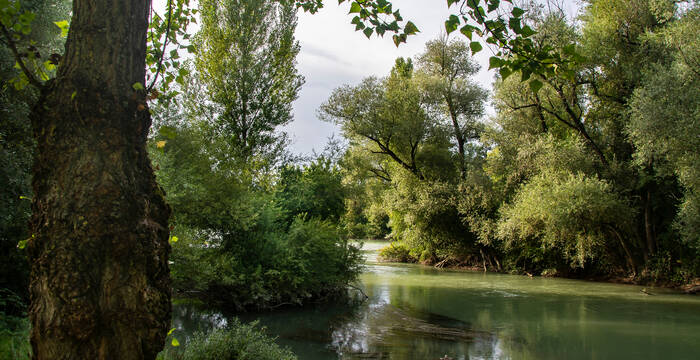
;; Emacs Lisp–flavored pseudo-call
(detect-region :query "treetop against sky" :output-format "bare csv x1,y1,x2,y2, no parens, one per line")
148,0,580,154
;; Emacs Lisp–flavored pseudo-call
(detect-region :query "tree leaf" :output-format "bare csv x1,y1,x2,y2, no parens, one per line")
404,21,419,35
470,41,483,54
499,66,512,79
489,56,503,70
54,20,69,37
445,15,459,34
529,79,543,93
349,2,361,14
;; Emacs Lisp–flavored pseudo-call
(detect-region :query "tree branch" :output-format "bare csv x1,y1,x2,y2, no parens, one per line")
0,24,43,89
147,0,174,92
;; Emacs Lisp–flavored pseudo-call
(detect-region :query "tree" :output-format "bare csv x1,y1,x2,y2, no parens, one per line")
320,58,444,181
1,0,171,357
628,7,700,252
416,36,487,178
195,0,303,166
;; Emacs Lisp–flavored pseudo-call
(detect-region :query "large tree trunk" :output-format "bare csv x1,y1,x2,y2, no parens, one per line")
27,1,171,359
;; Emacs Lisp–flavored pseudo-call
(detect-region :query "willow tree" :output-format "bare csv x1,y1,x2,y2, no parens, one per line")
2,0,171,358
195,0,303,167
417,36,487,178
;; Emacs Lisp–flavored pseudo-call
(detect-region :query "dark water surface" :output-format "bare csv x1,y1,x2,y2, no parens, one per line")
171,241,700,359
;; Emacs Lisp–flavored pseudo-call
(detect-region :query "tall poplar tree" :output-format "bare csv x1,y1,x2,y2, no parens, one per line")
195,0,303,167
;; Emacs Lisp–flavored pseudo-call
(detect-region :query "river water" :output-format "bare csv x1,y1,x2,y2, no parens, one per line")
171,240,700,359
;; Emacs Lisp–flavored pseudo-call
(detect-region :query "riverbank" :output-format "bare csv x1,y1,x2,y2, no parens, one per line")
375,241,699,294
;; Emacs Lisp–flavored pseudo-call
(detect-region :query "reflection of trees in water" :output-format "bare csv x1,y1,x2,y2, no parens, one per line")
330,293,502,359
171,302,228,345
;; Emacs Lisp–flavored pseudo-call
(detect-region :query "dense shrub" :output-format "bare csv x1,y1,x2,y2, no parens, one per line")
159,320,296,360
169,214,362,310
378,242,416,263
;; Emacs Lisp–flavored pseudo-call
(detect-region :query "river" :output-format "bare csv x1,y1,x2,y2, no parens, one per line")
171,240,700,359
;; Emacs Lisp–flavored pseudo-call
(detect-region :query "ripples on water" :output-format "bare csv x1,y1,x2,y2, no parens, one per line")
171,240,700,360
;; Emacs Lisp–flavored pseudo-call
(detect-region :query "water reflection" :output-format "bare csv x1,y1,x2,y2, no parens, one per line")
171,241,700,359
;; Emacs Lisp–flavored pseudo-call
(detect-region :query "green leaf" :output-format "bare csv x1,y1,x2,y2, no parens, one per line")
499,66,512,79
445,15,459,34
169,236,178,243
349,2,361,14
19,195,30,200
167,328,176,336
54,20,69,37
171,338,180,347
363,27,373,38
487,0,500,12
489,56,503,70
511,7,525,17
470,41,483,54
132,82,144,91
404,21,419,35
71,91,77,100
529,79,543,93
520,25,536,38
509,18,522,33
460,25,473,40
43,60,55,71
17,239,28,250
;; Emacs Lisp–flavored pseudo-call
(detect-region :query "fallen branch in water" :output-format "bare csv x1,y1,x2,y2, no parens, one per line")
347,283,369,300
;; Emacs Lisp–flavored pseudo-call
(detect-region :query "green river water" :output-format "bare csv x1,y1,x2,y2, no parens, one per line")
171,240,700,359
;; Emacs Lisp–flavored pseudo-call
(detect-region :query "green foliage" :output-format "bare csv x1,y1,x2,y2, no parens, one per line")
627,8,700,251
0,0,69,309
146,0,197,96
275,157,345,224
0,290,30,360
378,242,416,263
337,1,700,283
295,0,419,46
167,216,361,310
194,0,303,163
151,86,361,309
497,171,635,269
158,320,296,360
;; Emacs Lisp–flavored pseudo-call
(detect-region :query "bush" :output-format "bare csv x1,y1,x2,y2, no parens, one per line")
169,215,363,310
0,314,30,360
497,171,636,271
159,319,296,360
378,242,416,263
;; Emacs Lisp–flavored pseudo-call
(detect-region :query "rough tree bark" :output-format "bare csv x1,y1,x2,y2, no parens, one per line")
26,0,171,359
